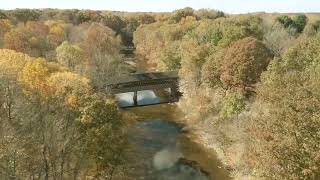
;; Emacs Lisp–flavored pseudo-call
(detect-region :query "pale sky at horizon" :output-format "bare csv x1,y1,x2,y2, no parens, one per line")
1,0,320,14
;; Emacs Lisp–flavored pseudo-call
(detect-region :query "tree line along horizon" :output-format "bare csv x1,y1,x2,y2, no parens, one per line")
0,7,319,179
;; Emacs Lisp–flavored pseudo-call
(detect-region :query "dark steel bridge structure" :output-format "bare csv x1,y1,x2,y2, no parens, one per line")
106,71,180,107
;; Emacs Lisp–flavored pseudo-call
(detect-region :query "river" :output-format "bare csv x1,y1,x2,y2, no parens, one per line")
115,47,231,180
116,91,231,180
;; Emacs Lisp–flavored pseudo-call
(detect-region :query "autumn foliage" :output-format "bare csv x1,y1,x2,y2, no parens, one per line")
0,49,126,179
220,37,272,90
133,10,319,179
0,8,319,179
246,35,320,179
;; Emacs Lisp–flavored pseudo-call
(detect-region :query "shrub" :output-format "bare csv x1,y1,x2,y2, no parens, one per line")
220,91,246,119
160,42,182,70
195,9,225,20
312,20,320,32
201,50,224,88
276,15,294,28
0,11,7,19
276,14,308,34
292,14,308,33
10,9,40,23
170,7,195,23
56,41,86,71
263,23,296,56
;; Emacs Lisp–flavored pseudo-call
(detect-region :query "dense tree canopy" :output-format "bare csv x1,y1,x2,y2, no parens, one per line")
101,13,126,33
292,14,308,33
276,14,308,33
0,8,318,180
56,41,86,71
220,37,272,90
134,11,319,179
170,7,195,23
276,15,294,28
10,9,41,23
247,35,320,180
195,9,224,20
0,49,127,179
0,11,7,19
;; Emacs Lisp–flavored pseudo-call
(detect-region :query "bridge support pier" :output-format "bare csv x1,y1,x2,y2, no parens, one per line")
170,84,179,102
133,91,138,106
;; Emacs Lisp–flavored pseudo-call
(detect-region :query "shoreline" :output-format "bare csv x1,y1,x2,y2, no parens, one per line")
175,105,259,180
123,103,232,179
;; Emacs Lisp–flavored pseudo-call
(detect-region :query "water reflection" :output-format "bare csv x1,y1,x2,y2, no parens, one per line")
122,90,229,180
153,148,182,170
116,90,161,107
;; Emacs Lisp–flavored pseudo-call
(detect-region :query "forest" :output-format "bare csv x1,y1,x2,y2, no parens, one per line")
0,7,319,179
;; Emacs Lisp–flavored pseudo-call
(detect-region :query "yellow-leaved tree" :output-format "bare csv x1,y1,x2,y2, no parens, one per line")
0,49,127,179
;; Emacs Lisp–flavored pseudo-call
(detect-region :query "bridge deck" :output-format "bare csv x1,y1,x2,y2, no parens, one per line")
107,71,180,106
106,71,178,86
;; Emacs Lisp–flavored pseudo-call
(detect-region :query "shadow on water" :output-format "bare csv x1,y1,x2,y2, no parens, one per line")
118,90,231,180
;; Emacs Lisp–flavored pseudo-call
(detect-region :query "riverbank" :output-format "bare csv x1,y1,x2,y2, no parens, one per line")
122,103,231,180
176,100,259,180
124,45,232,179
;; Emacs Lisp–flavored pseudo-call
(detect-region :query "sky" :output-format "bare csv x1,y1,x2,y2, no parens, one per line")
1,0,320,14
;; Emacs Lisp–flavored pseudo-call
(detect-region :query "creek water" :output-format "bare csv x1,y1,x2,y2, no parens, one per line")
116,91,231,180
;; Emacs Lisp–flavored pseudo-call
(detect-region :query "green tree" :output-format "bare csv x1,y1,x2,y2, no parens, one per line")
10,9,40,23
76,10,92,24
220,90,246,119
138,14,156,24
0,10,7,19
196,15,263,48
76,10,101,24
56,41,86,71
133,16,197,70
312,20,320,32
201,50,225,89
101,13,126,34
276,15,294,28
276,14,308,34
160,42,182,70
170,7,195,23
292,14,308,33
195,9,224,20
